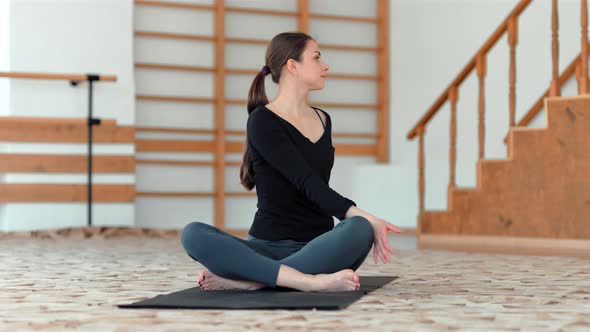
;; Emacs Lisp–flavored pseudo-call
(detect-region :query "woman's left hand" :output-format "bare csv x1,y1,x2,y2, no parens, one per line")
367,216,402,264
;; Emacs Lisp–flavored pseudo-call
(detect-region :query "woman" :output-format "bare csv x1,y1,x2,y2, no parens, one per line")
181,32,400,292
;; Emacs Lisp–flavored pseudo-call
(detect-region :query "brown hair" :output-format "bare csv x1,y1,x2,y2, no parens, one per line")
240,32,314,191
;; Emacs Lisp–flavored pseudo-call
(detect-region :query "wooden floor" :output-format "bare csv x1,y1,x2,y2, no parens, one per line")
1,230,589,331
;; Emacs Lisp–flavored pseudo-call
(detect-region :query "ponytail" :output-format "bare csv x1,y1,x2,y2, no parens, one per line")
240,70,269,190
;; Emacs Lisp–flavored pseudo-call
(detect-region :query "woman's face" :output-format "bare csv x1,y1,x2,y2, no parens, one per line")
296,40,329,91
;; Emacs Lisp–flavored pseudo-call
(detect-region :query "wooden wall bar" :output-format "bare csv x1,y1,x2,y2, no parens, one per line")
214,0,226,230
133,0,391,234
376,0,390,162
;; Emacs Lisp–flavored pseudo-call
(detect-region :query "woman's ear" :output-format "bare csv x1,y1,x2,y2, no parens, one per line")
286,59,298,76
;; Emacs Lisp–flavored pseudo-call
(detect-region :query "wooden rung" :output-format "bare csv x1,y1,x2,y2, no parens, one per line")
223,37,267,46
135,139,216,153
136,191,256,198
136,95,215,104
134,0,215,11
333,144,378,156
225,68,380,80
135,31,216,42
134,1,377,24
137,159,215,167
137,65,377,81
309,13,378,23
136,95,380,109
225,192,256,197
135,31,379,53
225,6,297,17
319,44,380,53
137,192,215,197
135,63,216,73
0,184,135,202
224,99,379,110
136,159,242,167
328,73,379,81
136,126,216,135
0,154,135,173
0,118,135,143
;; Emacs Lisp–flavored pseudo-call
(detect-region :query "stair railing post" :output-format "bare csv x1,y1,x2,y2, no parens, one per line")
550,0,561,97
508,16,518,127
448,86,458,191
476,54,487,160
581,0,589,94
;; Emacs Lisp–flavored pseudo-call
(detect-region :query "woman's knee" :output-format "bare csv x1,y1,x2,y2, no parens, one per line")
180,221,214,257
343,216,374,245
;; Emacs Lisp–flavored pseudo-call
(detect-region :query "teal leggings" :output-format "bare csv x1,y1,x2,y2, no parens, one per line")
180,216,374,288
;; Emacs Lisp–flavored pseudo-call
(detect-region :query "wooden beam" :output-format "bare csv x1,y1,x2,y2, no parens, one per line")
0,184,135,202
0,118,134,143
0,154,135,173
0,72,116,82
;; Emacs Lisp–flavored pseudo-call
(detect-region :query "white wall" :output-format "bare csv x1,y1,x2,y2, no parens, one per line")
1,0,135,231
0,0,9,116
353,0,583,228
0,0,10,228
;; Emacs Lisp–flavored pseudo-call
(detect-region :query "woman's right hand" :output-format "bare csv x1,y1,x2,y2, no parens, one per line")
366,216,402,264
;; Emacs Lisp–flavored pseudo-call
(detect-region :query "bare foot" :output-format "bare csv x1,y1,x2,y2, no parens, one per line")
198,270,265,291
309,269,361,292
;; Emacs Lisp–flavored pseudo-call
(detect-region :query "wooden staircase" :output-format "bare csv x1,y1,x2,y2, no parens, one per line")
421,96,590,239
406,0,590,256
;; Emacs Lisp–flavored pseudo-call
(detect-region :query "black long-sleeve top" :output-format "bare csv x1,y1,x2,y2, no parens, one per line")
246,105,356,242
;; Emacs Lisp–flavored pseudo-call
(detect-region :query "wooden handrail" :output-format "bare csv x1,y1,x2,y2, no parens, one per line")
406,0,532,140
0,71,116,82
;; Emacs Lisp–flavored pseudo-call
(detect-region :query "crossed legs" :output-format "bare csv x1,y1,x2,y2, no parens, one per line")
180,216,374,292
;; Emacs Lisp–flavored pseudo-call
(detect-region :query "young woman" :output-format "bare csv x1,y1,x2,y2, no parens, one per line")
181,32,401,292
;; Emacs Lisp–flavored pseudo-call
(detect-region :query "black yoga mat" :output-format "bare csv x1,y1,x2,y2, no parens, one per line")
118,276,396,310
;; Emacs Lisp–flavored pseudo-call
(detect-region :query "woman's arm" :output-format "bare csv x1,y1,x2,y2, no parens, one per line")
344,205,374,221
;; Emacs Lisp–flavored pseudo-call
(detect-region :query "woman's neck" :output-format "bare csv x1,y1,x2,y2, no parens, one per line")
270,85,310,118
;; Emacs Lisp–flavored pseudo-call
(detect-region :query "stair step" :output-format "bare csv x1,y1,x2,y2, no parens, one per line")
420,210,460,234
546,97,590,134
448,187,481,212
422,95,590,239
477,159,512,191
508,127,547,161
